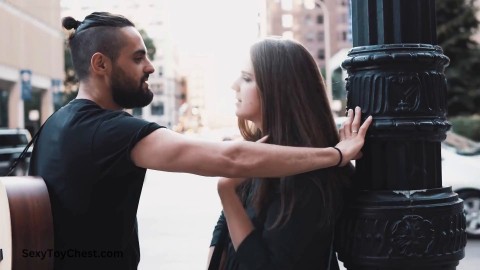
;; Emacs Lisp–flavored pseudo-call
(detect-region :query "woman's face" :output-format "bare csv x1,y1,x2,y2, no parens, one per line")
231,56,262,127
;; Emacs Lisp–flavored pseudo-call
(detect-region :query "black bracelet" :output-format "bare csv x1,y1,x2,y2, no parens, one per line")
332,147,343,167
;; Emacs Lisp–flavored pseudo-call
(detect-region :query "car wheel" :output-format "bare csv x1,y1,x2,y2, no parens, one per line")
458,190,480,239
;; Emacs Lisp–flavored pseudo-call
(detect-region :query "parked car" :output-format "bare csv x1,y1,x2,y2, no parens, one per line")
334,117,480,238
442,132,480,238
0,128,32,176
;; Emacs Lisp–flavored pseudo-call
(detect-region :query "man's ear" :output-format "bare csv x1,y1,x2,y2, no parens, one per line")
91,52,112,75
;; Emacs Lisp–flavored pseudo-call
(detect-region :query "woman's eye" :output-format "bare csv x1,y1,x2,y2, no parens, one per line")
242,77,251,82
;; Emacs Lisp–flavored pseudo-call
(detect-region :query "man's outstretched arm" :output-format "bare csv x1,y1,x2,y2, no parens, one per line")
131,107,372,178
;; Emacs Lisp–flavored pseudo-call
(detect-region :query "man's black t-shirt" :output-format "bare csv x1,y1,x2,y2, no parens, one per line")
29,99,163,270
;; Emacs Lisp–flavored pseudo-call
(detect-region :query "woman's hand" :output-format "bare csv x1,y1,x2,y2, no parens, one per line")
217,177,246,193
217,135,269,192
335,106,373,166
215,135,270,250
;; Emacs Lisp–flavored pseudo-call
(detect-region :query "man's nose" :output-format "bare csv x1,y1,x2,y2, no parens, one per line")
145,58,155,74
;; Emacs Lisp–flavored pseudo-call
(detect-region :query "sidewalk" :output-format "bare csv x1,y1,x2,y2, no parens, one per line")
138,170,221,269
137,170,479,270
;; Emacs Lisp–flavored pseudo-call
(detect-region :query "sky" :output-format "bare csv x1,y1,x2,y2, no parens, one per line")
61,0,261,57
61,0,262,127
168,0,261,126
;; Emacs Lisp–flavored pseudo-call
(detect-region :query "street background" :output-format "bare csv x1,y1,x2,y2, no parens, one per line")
137,146,480,270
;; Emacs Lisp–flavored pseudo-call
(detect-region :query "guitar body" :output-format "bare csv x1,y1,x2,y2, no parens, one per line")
0,177,53,270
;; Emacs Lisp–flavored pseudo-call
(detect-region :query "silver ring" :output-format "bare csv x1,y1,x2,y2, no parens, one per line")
352,130,358,133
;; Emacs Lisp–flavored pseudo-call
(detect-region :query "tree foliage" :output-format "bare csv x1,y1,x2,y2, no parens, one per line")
139,29,156,61
436,0,480,116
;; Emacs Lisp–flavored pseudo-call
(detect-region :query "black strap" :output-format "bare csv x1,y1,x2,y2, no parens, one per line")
6,111,56,176
6,127,42,176
208,226,229,270
327,232,334,270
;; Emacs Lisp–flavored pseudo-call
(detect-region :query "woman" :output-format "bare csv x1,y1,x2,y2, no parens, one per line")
208,37,369,270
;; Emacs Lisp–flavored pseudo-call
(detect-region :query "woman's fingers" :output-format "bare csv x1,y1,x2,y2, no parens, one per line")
342,109,354,137
341,107,372,139
351,107,362,135
357,115,373,137
256,135,269,143
339,125,346,141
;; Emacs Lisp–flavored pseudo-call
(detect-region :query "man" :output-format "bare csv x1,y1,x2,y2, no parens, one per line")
30,12,371,270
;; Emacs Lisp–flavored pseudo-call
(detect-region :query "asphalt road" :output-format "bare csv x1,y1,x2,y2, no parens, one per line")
137,169,479,270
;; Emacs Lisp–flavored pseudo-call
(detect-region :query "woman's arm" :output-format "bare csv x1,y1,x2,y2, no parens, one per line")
218,179,328,270
217,178,255,250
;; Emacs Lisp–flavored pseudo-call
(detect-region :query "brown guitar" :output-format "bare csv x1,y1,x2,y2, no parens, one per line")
0,176,53,270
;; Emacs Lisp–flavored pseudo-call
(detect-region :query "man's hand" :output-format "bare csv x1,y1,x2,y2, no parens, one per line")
335,106,373,166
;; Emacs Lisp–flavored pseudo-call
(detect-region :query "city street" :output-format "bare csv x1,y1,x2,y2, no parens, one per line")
137,169,480,270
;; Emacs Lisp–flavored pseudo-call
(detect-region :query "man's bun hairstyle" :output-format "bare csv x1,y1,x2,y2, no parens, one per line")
62,12,135,81
62,16,81,30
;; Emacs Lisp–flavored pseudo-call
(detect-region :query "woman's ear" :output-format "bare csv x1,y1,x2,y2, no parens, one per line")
90,52,112,75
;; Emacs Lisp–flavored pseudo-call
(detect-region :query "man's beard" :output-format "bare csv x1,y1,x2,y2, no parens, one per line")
111,65,154,109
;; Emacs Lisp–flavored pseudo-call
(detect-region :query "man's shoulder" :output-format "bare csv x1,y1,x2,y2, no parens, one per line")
53,99,150,127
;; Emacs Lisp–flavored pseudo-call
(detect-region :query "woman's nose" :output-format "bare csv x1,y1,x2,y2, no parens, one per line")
231,78,240,91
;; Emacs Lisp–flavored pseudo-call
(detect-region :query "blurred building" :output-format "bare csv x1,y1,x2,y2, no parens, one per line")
0,0,64,135
61,0,184,128
260,0,352,111
175,54,216,133
263,0,351,68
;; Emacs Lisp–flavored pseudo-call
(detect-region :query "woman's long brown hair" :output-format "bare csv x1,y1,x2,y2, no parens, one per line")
238,37,352,229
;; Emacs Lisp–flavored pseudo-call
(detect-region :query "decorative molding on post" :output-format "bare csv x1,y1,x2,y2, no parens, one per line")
336,188,466,270
336,1,467,269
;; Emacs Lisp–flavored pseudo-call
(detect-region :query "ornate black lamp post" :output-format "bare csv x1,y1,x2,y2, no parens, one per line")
336,1,467,269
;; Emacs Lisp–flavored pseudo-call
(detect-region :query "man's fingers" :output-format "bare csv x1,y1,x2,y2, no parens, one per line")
357,115,373,137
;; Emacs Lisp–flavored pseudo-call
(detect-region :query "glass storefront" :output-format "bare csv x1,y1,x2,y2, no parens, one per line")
0,89,9,128
23,89,42,136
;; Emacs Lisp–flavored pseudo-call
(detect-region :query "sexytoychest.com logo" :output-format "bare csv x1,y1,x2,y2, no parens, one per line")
22,249,124,260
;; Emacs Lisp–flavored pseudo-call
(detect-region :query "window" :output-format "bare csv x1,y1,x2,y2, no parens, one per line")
0,90,9,128
151,102,164,116
157,66,163,77
317,49,325,60
281,0,293,11
304,0,315,9
0,134,28,148
305,14,313,26
132,107,142,116
317,15,324,24
306,32,315,42
282,31,293,39
152,83,164,95
317,31,324,42
282,14,293,28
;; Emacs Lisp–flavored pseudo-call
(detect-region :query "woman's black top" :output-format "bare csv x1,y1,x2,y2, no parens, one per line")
210,179,340,270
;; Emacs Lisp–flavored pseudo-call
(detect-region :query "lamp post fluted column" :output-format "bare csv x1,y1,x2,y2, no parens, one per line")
335,1,467,269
